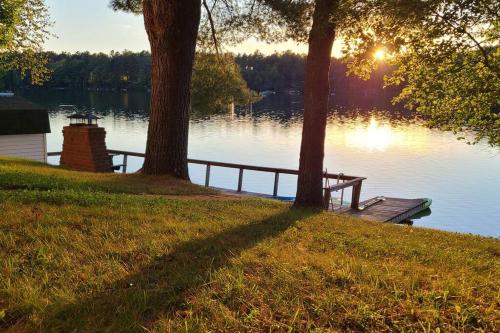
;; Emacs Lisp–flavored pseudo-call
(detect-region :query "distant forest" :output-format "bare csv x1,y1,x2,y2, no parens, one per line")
1,51,401,105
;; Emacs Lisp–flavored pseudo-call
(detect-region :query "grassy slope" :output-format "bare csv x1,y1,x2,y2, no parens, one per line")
0,157,498,332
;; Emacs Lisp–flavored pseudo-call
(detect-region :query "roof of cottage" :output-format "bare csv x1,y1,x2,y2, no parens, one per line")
0,96,51,135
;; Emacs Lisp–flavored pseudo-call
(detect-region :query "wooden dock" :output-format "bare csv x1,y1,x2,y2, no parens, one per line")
220,188,431,224
336,197,431,224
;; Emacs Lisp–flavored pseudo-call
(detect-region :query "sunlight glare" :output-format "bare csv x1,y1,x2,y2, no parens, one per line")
345,117,395,151
374,49,386,61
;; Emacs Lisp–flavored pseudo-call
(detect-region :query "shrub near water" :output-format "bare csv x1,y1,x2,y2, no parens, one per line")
0,157,498,332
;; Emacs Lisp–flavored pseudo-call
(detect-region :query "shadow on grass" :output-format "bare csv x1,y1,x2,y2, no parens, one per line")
40,208,319,331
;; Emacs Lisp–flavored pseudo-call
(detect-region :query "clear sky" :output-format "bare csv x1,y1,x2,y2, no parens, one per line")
44,0,343,56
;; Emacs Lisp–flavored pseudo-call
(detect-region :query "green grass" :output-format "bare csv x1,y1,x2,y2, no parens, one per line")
0,157,498,332
0,157,214,196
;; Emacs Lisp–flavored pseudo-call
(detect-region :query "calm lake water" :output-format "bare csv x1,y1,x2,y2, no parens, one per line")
19,89,500,237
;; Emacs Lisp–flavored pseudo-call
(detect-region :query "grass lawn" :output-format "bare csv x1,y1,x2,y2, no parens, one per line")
0,157,498,332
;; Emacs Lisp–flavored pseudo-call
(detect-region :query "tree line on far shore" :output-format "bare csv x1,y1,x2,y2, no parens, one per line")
0,51,255,114
1,50,400,105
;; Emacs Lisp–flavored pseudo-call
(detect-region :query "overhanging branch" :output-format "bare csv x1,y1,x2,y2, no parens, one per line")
202,0,221,60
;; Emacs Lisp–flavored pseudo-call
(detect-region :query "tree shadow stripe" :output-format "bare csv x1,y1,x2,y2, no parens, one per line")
39,208,320,331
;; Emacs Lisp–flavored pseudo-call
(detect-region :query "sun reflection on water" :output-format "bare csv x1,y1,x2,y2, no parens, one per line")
346,118,394,151
339,117,429,152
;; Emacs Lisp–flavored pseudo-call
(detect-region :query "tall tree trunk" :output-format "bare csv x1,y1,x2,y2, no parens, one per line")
142,0,201,178
294,0,336,207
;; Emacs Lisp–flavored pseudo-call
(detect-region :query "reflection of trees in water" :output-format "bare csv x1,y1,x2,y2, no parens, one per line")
20,89,240,121
18,89,418,126
236,93,416,126
19,88,151,121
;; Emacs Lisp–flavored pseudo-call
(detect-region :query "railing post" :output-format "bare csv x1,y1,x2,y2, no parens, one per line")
323,188,331,210
205,164,211,187
237,168,244,192
338,173,344,206
122,154,128,173
273,172,279,197
351,181,362,210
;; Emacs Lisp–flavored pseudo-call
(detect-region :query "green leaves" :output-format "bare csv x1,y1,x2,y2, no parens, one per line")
0,0,52,85
388,46,500,146
191,53,257,115
339,0,500,146
109,0,143,14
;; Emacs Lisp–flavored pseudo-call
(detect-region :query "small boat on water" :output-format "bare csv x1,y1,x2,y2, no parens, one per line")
260,90,276,97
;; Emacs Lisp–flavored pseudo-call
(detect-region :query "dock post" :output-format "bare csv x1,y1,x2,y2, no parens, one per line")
205,164,211,187
237,168,244,192
273,172,279,196
122,154,128,173
351,182,362,210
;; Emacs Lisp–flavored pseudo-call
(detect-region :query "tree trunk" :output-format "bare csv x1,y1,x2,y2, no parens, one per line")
294,0,337,207
142,0,201,178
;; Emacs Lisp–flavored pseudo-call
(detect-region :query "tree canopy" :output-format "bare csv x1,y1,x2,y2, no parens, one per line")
253,1,499,145
185,0,500,145
0,0,52,84
191,53,256,114
339,0,499,145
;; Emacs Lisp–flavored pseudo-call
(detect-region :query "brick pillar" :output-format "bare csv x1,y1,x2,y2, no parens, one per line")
60,125,113,172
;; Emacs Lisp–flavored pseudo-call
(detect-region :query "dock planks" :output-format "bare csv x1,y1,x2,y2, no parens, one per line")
337,197,430,224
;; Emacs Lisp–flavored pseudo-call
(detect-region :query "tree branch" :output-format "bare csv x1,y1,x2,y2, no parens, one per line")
432,10,498,76
202,0,221,60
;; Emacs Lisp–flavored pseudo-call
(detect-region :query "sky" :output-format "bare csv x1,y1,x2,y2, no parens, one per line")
44,0,342,56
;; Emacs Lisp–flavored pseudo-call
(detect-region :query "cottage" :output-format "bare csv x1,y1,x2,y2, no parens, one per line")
0,95,51,162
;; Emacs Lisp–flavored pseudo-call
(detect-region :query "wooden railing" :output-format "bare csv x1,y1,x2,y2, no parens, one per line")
322,176,366,210
48,149,364,208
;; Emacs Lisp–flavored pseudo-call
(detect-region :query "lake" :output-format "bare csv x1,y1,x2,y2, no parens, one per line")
18,89,500,237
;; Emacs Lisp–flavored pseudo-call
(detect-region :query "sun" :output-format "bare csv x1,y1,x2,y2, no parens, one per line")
374,49,386,61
